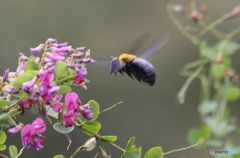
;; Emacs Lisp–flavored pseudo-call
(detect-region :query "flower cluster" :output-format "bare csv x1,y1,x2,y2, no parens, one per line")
1,38,95,150
9,118,46,150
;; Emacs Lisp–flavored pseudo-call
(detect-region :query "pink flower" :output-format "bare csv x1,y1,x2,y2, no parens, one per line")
23,77,37,94
53,45,72,56
65,92,80,111
63,111,79,127
62,92,81,127
8,123,24,135
52,103,62,112
73,69,86,85
3,68,9,82
52,95,62,112
20,99,34,108
39,68,54,87
30,44,44,56
21,118,46,150
81,104,94,120
53,42,69,48
49,52,65,62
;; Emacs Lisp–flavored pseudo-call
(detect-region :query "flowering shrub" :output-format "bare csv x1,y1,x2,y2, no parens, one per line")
0,1,240,158
2,38,195,158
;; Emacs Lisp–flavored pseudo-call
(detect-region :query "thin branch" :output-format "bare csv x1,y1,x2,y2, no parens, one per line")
100,101,123,114
69,145,84,158
177,66,203,104
3,100,21,112
66,134,72,151
164,139,203,156
78,126,125,153
200,16,225,36
183,58,210,71
226,27,240,39
165,0,199,45
0,154,9,158
16,147,25,158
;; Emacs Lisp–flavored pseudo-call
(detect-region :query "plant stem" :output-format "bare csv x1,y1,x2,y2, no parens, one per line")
165,0,199,45
226,27,240,39
200,16,225,36
0,154,9,158
164,139,203,156
100,101,123,114
3,100,21,112
71,125,125,158
177,66,203,104
16,147,25,158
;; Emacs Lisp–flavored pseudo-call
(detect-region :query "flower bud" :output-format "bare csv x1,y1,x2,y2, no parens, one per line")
190,10,203,23
82,137,97,151
215,54,223,64
224,5,240,20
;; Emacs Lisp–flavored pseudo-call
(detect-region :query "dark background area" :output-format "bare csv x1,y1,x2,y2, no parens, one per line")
0,0,239,157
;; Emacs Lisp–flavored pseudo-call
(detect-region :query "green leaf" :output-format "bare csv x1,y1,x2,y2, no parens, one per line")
188,126,211,145
199,101,217,115
0,120,13,128
0,109,20,121
54,61,69,81
58,85,72,95
53,122,75,134
121,137,142,158
0,144,6,151
215,40,239,55
144,147,164,158
47,106,59,119
13,71,38,88
232,153,240,158
102,135,117,143
210,63,226,80
223,84,240,101
0,130,7,145
9,145,18,158
82,121,101,135
88,100,100,121
199,42,217,60
24,57,38,71
12,90,28,99
53,155,65,158
0,99,11,107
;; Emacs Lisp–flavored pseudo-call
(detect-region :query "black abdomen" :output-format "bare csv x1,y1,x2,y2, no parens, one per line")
124,58,156,86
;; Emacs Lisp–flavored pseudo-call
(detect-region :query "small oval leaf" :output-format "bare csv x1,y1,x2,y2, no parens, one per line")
58,85,72,95
0,144,6,151
53,155,65,158
54,61,69,81
82,121,101,135
144,147,164,158
0,100,11,107
9,145,18,158
13,71,38,88
102,135,117,143
0,130,7,145
53,122,75,134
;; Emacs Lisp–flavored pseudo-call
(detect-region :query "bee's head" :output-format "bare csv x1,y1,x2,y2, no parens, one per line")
110,57,123,74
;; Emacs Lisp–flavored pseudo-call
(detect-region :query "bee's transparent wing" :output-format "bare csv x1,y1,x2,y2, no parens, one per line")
139,35,168,60
89,58,112,74
128,33,152,54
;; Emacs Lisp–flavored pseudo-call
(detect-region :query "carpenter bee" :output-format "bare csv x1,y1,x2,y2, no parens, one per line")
110,36,168,86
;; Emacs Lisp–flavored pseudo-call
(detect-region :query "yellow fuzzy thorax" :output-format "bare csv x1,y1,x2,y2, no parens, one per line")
118,53,137,62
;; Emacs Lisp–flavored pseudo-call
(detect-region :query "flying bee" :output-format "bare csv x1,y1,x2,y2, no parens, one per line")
110,36,168,86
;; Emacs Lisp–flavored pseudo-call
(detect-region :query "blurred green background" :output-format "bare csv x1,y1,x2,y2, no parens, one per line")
0,0,240,157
